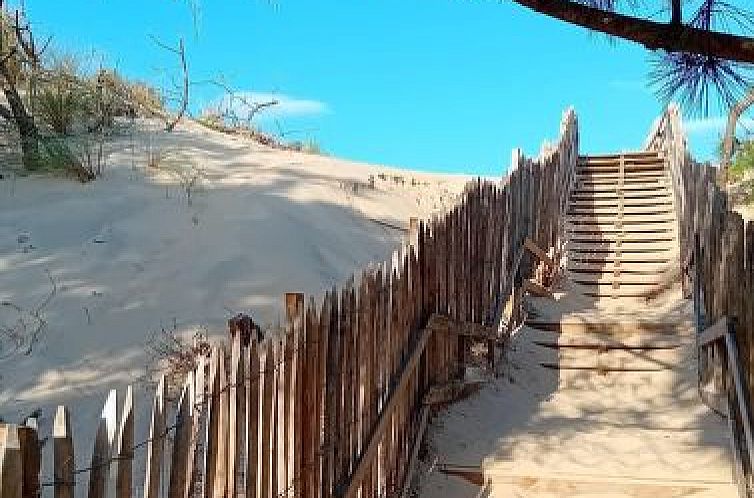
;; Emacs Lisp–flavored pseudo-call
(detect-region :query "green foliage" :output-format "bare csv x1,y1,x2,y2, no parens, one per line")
729,139,754,181
29,136,98,181
728,138,754,203
34,58,92,135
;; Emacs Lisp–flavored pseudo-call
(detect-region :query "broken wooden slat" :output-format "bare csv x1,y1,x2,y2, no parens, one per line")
524,237,555,269
699,317,729,347
523,279,554,299
423,380,487,406
425,314,499,343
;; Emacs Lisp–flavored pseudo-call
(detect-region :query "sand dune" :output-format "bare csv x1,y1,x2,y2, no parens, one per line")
0,119,470,459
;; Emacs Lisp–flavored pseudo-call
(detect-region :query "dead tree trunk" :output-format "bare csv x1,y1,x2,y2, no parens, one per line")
721,86,754,178
0,70,40,169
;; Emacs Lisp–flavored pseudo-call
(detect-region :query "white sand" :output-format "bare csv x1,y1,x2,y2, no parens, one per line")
0,119,470,474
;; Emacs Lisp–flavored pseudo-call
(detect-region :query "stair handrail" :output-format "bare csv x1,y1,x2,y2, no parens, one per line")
691,232,754,497
644,104,691,274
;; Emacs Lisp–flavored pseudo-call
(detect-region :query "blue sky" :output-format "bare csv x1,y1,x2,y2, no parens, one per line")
29,0,729,175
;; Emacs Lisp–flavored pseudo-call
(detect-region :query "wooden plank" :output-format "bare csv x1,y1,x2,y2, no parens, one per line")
285,292,305,498
88,389,117,498
423,380,487,405
246,341,260,498
227,333,241,497
168,374,193,498
323,289,339,497
53,406,74,498
18,424,40,498
190,356,204,498
568,213,676,224
723,329,754,475
315,295,329,498
260,342,274,498
0,425,22,498
397,405,429,498
144,376,165,498
425,314,500,342
524,237,555,270
275,335,286,497
699,317,729,347
303,298,319,498
203,351,219,498
342,325,431,498
115,386,134,498
212,348,230,498
523,279,554,298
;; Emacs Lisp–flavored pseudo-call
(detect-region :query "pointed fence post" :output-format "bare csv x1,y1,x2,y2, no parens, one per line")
0,424,22,498
88,389,117,498
18,419,40,498
53,406,74,498
115,387,134,498
144,377,166,498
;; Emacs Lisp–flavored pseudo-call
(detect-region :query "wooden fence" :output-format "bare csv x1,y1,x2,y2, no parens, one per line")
647,104,754,496
0,109,578,498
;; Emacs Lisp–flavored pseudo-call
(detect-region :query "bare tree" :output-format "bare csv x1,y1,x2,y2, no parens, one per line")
0,1,48,169
721,88,754,175
152,36,189,132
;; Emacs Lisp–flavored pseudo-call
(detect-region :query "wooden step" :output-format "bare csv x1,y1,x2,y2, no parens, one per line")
542,345,686,370
567,223,676,234
569,272,673,285
567,241,675,252
569,253,674,264
569,206,675,216
567,261,674,273
567,214,676,224
525,320,689,335
580,151,662,160
570,190,673,200
573,182,671,192
487,474,737,498
483,439,732,485
525,328,689,349
568,233,677,243
569,198,673,208
575,285,662,298
579,164,666,174
576,170,669,180
577,176,668,185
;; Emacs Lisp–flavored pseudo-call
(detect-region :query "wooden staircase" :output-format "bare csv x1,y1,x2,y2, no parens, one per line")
479,151,735,497
566,151,678,298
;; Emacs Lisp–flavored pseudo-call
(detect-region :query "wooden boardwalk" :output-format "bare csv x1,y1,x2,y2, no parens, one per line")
420,152,737,498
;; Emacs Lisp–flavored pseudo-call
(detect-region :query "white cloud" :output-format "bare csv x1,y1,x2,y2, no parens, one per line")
684,116,754,135
212,91,329,121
